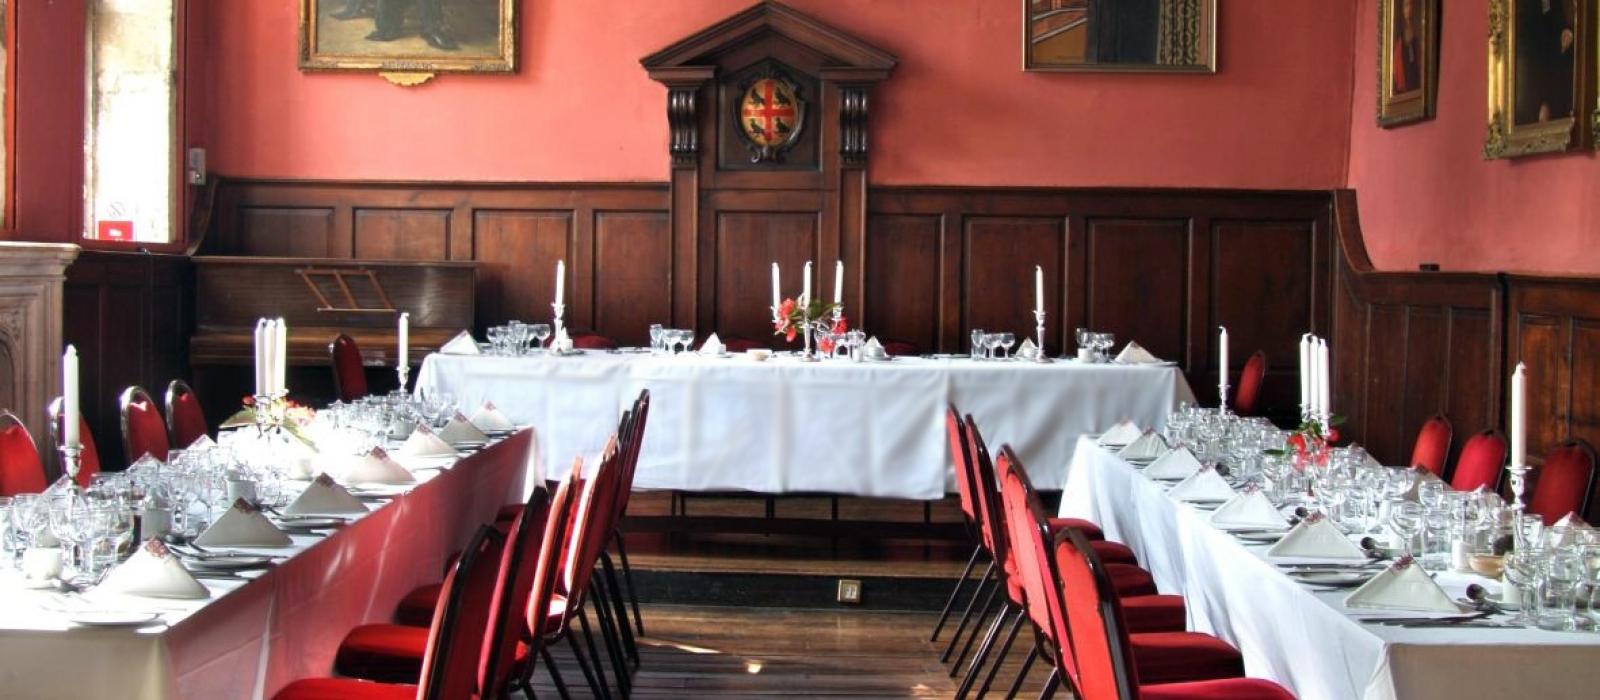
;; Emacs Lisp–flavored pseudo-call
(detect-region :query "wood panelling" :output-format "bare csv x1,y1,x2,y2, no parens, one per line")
1214,220,1317,411
472,210,573,328
1506,275,1600,460
234,207,335,257
352,208,451,260
963,217,1063,348
713,211,818,343
1084,219,1188,363
595,212,673,347
863,215,940,352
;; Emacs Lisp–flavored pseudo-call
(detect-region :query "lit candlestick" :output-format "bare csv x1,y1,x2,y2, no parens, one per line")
1035,266,1045,316
63,345,80,449
833,260,844,305
1511,362,1526,467
398,312,410,372
554,260,566,307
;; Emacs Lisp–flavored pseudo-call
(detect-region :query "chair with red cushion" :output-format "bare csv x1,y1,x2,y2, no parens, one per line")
330,334,369,403
931,405,993,643
1449,429,1507,492
881,338,922,357
569,332,617,350
1527,440,1599,525
46,397,101,487
1410,414,1453,478
276,525,505,700
120,386,170,464
1051,527,1296,700
165,379,210,449
1232,350,1268,416
0,411,46,496
719,335,768,353
603,390,652,639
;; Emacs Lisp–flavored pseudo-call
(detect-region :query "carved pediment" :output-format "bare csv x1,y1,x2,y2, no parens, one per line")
641,1,896,82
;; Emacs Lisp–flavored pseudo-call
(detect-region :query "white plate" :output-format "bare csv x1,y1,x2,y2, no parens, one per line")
274,516,348,530
1236,531,1287,544
1288,571,1371,587
68,610,162,627
186,555,274,571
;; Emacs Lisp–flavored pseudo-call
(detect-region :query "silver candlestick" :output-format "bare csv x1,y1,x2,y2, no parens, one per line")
396,365,411,393
1032,309,1051,363
552,303,566,340
1218,380,1231,415
60,443,83,489
1507,462,1531,526
799,304,818,362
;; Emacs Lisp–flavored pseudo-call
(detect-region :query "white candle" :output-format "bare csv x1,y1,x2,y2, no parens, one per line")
802,261,813,305
1317,338,1331,416
554,260,566,307
253,319,267,396
833,260,844,305
261,320,275,397
1511,362,1526,467
398,312,410,371
275,318,288,395
63,345,80,448
1218,326,1229,389
771,262,781,313
1298,334,1311,412
1035,266,1045,315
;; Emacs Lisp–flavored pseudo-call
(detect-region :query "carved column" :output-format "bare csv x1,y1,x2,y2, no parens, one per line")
0,242,81,457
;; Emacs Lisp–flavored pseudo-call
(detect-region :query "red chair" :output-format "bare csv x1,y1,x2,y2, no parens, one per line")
119,386,170,464
1052,527,1296,700
331,334,369,403
602,390,652,640
1527,440,1599,525
1449,429,1507,492
165,379,209,449
1409,414,1453,478
881,338,922,357
274,525,506,700
0,411,46,496
569,332,616,350
46,397,101,487
1232,350,1267,416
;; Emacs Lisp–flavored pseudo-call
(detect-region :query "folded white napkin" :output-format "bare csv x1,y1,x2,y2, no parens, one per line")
1362,450,1384,470
1548,514,1593,546
1115,341,1162,364
1556,512,1590,528
440,330,481,355
399,424,457,458
98,540,210,599
865,336,886,357
1142,446,1201,480
187,434,217,451
127,454,165,473
1118,430,1170,462
469,402,516,432
1267,514,1367,560
196,499,293,547
1098,420,1144,447
343,447,417,485
438,412,489,445
1167,467,1235,502
1345,558,1465,613
700,332,725,355
1210,489,1290,530
285,474,369,516
1015,338,1039,360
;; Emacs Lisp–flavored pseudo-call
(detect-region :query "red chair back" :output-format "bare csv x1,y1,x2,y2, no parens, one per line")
120,386,170,463
1233,350,1268,416
607,391,651,529
0,412,45,496
47,397,100,486
719,336,768,353
1054,528,1142,700
525,468,581,646
564,441,623,609
479,488,553,698
1409,414,1453,478
415,525,505,700
1450,430,1507,492
998,446,1070,656
964,415,1025,607
570,332,617,350
1527,440,1599,525
165,380,209,449
947,405,978,524
881,339,922,357
330,334,368,403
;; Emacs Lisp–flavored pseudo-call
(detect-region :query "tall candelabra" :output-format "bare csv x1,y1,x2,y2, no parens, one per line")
1032,310,1051,363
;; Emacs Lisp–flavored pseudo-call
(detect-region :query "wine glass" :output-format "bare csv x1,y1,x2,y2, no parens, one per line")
1542,548,1586,630
1503,547,1546,627
996,333,1016,360
983,333,1003,360
674,329,695,354
1076,327,1091,353
1388,501,1424,557
530,323,552,352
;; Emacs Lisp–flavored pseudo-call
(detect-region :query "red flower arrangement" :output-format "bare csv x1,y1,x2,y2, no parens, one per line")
1267,417,1343,472
772,297,841,344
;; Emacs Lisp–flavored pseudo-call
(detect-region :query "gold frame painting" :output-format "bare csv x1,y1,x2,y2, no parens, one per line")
1022,0,1217,73
1485,0,1592,158
299,0,516,79
1377,0,1439,127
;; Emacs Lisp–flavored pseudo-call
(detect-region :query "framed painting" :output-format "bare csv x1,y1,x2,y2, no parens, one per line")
1023,0,1216,73
1377,0,1439,127
1485,0,1592,158
299,0,516,79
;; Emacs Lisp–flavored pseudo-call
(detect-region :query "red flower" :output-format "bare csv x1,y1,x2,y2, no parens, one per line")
1325,428,1340,443
242,395,257,407
1287,433,1307,454
785,327,797,342
819,337,836,354
830,316,849,334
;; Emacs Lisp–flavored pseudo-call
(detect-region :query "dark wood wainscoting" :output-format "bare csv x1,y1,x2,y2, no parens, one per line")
1506,275,1600,459
63,251,192,470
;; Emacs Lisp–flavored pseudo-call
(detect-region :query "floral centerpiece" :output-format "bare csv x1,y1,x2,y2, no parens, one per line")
221,395,317,448
773,295,842,353
1264,416,1342,471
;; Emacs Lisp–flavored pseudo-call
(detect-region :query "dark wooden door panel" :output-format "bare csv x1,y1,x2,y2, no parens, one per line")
235,207,336,258
963,216,1062,349
715,212,819,344
864,214,940,353
595,212,672,346
1083,218,1188,363
1571,323,1600,450
472,210,573,329
1213,221,1314,377
353,209,451,260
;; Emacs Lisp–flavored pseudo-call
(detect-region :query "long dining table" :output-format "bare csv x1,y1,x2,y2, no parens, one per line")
0,429,531,700
1057,437,1600,700
416,350,1197,499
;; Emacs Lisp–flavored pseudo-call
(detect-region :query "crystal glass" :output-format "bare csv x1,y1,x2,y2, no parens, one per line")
1388,501,1424,556
996,332,1016,360
1417,480,1448,511
0,497,13,570
486,326,507,355
1541,548,1586,630
649,324,665,354
1076,327,1091,353
970,329,987,360
1421,504,1453,570
530,323,553,352
1094,332,1115,362
1579,544,1600,632
1504,547,1547,627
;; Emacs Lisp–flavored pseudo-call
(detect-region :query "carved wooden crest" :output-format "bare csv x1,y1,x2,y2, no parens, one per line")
737,68,807,163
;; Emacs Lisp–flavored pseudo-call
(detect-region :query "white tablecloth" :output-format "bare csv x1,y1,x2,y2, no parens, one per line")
1058,438,1600,700
416,352,1195,499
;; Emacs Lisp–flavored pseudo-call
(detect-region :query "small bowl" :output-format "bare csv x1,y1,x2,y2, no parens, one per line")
745,349,772,362
1469,553,1505,579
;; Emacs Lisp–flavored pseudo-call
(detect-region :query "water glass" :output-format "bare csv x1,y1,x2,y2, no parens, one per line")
1504,547,1547,627
531,323,553,352
1541,548,1586,631
1389,501,1424,556
970,329,987,360
649,324,665,354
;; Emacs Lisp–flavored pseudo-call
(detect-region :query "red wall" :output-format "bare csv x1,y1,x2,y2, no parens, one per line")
10,0,86,242
1346,0,1600,274
202,0,1356,189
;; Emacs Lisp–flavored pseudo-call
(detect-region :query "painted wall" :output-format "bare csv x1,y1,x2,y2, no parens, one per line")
203,0,1357,189
10,0,87,242
1346,0,1600,274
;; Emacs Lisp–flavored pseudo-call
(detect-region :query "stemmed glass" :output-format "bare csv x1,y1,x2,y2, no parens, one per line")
1504,547,1546,627
1541,548,1586,631
997,333,1016,360
530,323,553,353
1388,501,1424,557
673,329,695,354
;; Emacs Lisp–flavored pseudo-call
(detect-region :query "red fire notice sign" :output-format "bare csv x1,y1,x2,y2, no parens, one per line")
96,220,134,241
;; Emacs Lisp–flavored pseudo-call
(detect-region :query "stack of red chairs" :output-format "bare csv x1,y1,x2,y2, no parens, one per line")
992,444,1305,696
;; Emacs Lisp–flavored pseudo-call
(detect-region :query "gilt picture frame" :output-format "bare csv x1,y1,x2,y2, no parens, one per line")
1022,0,1216,73
299,0,516,77
1378,0,1440,127
1485,0,1592,158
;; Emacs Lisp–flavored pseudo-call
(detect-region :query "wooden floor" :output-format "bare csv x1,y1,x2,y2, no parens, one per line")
525,604,1053,699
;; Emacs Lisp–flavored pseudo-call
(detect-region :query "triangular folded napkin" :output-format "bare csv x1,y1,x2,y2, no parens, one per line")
344,447,417,485
865,336,886,358
440,330,481,355
1167,467,1235,502
469,402,516,432
399,424,457,458
438,412,489,445
1556,512,1590,528
1015,338,1039,360
187,434,217,451
700,332,725,356
196,499,293,548
1548,513,1593,546
1098,420,1144,448
1344,558,1465,613
1118,431,1171,463
98,540,210,599
1142,446,1201,480
285,474,369,516
1115,341,1162,364
1267,514,1367,560
1210,489,1290,530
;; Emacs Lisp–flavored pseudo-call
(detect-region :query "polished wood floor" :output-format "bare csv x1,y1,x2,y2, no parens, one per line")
527,604,1052,699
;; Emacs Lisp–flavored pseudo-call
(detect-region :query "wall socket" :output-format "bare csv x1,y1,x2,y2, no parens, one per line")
836,579,863,604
